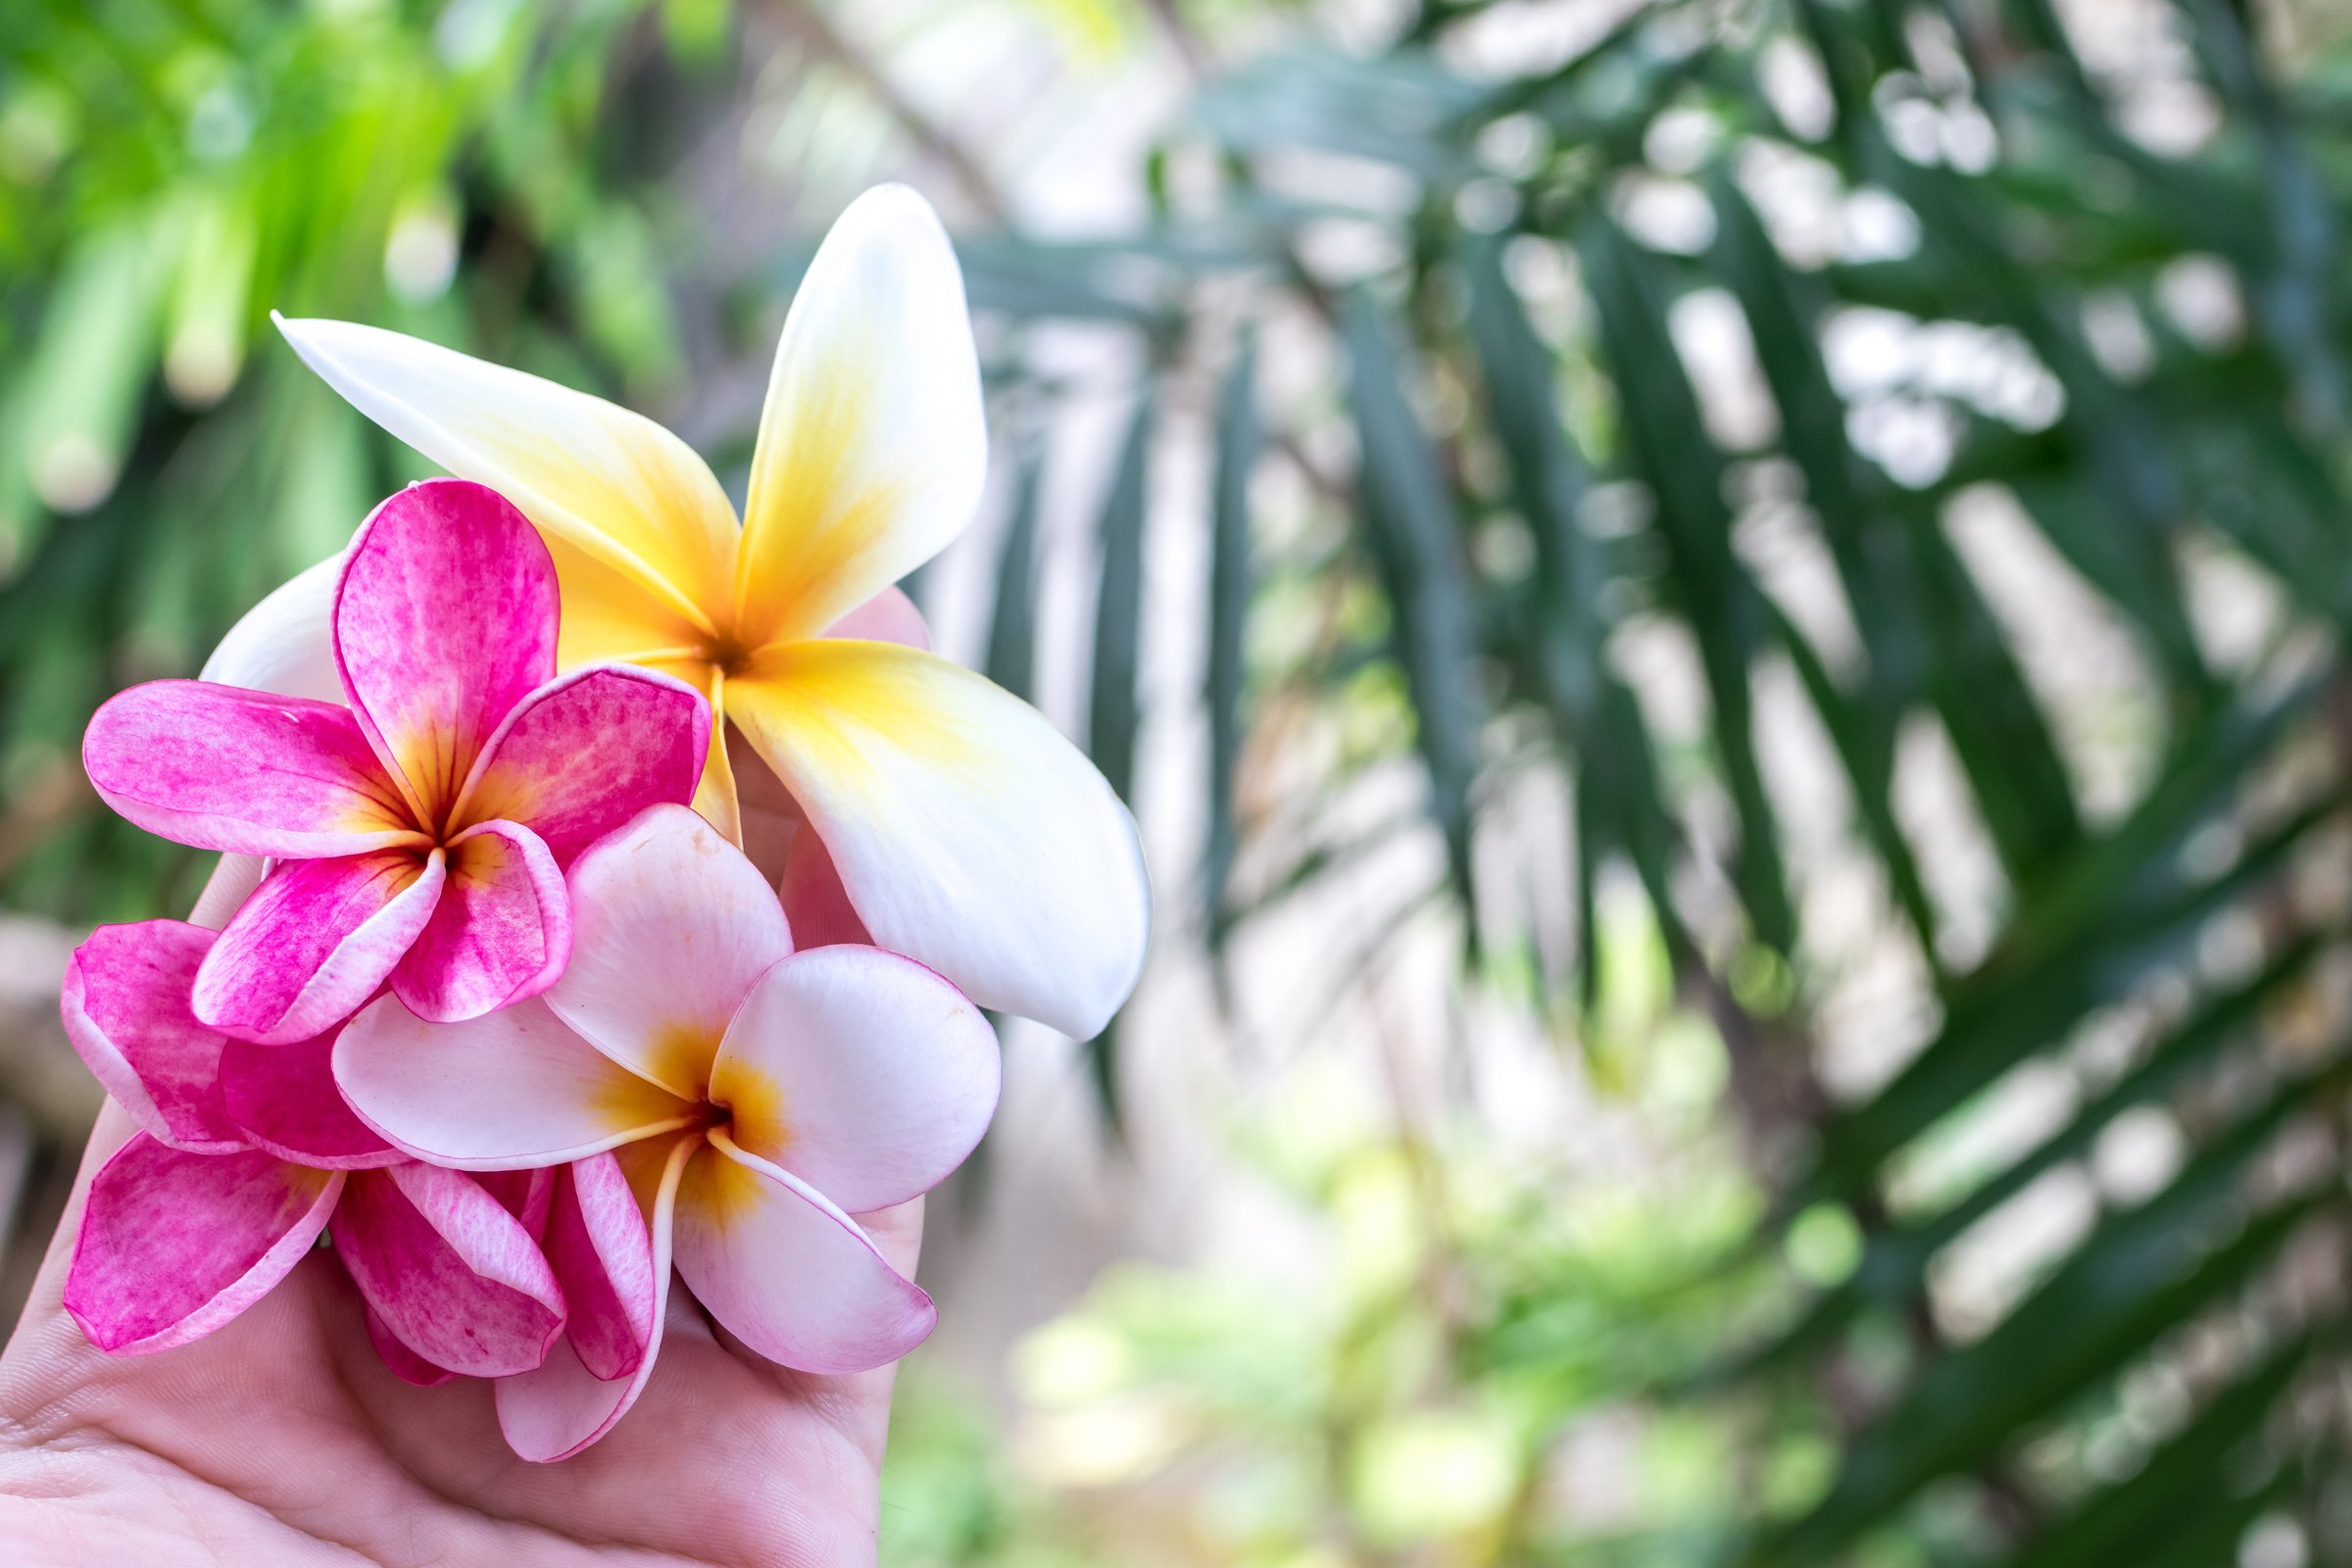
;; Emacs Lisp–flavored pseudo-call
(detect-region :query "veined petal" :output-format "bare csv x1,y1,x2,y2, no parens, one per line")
389,819,568,1023
195,850,448,1046
546,804,791,1100
334,480,558,818
83,682,419,858
453,664,710,864
496,1133,693,1462
65,1137,341,1354
673,1134,933,1374
61,922,242,1153
334,1162,566,1379
335,996,694,1169
218,1033,401,1170
713,947,998,1213
200,554,345,702
545,1154,656,1381
274,315,737,631
366,1305,457,1387
730,640,1149,1038
735,185,984,646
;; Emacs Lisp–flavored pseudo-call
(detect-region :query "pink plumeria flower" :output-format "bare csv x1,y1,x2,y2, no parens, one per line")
268,184,1150,1041
81,478,712,1044
335,803,1001,1459
59,921,566,1374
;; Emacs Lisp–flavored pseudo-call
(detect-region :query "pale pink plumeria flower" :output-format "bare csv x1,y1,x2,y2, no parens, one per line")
260,184,1148,1042
334,803,1001,1460
59,921,566,1375
80,477,711,1045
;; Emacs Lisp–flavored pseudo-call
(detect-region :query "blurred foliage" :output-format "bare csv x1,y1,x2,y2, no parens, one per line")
17,0,2352,1563
931,0,2352,1562
0,0,710,920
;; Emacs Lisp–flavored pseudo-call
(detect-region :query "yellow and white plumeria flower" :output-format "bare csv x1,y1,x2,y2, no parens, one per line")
246,185,1147,1039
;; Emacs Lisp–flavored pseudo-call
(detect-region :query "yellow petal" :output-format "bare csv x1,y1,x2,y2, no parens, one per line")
729,639,1150,1038
275,315,736,635
734,186,985,648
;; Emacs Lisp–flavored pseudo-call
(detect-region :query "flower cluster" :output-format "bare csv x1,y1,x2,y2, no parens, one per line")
57,187,1148,1461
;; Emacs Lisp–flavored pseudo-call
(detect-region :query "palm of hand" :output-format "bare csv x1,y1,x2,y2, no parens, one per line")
0,1104,919,1567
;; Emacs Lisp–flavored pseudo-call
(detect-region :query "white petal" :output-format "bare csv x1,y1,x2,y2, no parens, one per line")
712,946,998,1213
734,185,984,645
199,554,345,702
544,803,792,1098
730,640,1150,1038
334,995,694,1169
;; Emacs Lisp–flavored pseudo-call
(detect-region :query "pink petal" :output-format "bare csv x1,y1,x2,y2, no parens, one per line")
671,1135,934,1375
333,1162,566,1379
335,995,695,1169
546,804,792,1099
61,921,242,1152
193,849,448,1046
82,681,420,858
479,1167,557,1239
546,1154,656,1381
712,947,997,1213
495,1135,694,1462
451,664,710,865
333,479,559,822
778,827,872,949
389,819,568,1022
65,1136,342,1354
366,1304,457,1387
219,1033,401,1169
822,584,932,649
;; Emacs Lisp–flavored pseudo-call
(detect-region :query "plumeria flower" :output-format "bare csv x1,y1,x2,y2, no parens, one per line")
271,184,1150,1039
334,803,1000,1458
81,478,710,1044
60,920,566,1375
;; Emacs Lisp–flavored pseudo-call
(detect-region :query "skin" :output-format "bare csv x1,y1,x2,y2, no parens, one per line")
0,755,919,1566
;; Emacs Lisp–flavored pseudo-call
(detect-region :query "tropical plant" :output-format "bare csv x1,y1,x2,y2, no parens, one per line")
13,0,2352,1562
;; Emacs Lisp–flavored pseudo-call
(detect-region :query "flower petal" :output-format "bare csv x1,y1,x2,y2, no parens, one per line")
671,1134,934,1375
218,1032,401,1169
334,1162,566,1379
545,1153,656,1381
365,1304,458,1386
389,819,568,1022
735,185,984,646
65,1136,341,1354
335,995,694,1169
546,803,792,1099
452,663,710,864
729,640,1149,1038
274,315,737,635
200,554,345,702
778,826,871,949
334,479,559,818
479,1166,558,1238
495,1134,693,1463
713,947,997,1213
83,681,419,858
822,584,931,649
61,922,242,1152
194,849,449,1046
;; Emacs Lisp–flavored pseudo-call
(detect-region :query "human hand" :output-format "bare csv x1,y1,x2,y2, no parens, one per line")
0,1096,922,1567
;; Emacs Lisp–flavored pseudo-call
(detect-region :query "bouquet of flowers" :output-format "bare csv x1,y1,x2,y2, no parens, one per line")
54,187,1150,1462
